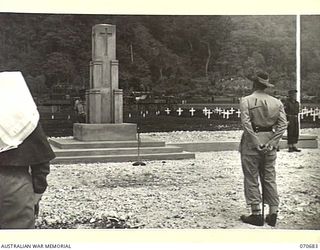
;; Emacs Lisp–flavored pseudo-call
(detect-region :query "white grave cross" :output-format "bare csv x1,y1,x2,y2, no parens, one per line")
207,109,213,119
311,111,318,122
224,110,232,119
301,107,309,117
189,108,196,116
222,110,227,119
176,107,183,116
203,107,209,116
165,108,171,115
236,109,241,118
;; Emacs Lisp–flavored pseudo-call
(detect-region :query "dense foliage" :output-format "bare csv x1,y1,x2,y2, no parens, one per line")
0,14,318,98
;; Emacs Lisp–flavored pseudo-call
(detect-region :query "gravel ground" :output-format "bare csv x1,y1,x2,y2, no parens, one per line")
38,129,320,229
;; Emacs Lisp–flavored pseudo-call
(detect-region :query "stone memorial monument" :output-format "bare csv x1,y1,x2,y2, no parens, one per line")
50,24,195,164
73,24,136,141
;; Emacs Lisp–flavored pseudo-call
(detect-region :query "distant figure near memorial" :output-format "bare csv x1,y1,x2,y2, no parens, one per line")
239,72,287,227
284,89,301,152
74,98,86,123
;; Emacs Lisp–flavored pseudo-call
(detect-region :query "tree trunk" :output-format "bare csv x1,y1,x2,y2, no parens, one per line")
188,40,193,52
204,41,211,78
159,67,163,81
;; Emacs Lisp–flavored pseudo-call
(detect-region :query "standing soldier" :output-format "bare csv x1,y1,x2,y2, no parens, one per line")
0,71,55,229
239,72,287,227
284,90,301,152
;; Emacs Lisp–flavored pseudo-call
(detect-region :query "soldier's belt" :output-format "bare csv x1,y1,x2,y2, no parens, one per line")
252,125,274,133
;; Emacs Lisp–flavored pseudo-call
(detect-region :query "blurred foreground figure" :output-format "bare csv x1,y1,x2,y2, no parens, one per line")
0,71,55,229
239,72,287,227
284,89,301,152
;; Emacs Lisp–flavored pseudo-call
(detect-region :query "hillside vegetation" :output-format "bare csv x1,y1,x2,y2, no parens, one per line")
0,14,319,98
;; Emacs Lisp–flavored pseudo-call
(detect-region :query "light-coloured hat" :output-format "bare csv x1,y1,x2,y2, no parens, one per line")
0,71,39,152
255,72,274,88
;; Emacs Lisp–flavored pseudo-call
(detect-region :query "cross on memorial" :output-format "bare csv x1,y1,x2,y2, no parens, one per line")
176,107,183,116
189,108,196,116
165,108,171,115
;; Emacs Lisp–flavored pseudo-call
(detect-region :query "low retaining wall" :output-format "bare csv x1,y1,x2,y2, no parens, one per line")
168,135,318,152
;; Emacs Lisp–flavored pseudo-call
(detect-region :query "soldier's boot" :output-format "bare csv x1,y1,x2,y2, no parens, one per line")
240,204,264,226
265,214,277,227
266,205,278,227
240,214,264,226
292,145,301,152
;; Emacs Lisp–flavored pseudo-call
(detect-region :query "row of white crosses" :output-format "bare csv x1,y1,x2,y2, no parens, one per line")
300,107,320,122
129,107,242,119
128,106,320,121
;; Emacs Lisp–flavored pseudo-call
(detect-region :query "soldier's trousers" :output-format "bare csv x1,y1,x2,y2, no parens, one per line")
0,166,35,229
287,117,299,144
240,153,280,206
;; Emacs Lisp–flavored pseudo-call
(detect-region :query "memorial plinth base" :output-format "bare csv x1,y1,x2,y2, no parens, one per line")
73,123,137,141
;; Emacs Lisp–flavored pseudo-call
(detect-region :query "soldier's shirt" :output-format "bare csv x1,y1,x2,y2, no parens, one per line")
239,90,287,155
284,99,300,116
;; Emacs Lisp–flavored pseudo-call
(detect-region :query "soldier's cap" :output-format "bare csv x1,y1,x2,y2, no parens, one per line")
254,71,274,88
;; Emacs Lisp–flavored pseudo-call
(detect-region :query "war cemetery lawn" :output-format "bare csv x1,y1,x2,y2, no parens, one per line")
37,128,320,229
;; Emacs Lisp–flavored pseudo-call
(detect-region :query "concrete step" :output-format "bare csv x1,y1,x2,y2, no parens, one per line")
49,138,165,149
282,134,318,140
53,145,183,157
51,152,195,164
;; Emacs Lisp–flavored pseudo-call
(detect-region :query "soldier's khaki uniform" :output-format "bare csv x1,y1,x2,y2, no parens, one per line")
239,90,287,206
0,72,55,229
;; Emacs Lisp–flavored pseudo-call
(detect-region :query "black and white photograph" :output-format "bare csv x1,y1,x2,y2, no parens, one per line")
0,0,319,247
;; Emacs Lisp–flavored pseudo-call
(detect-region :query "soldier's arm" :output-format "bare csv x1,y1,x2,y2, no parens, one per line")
266,102,288,148
240,97,261,147
30,162,50,194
